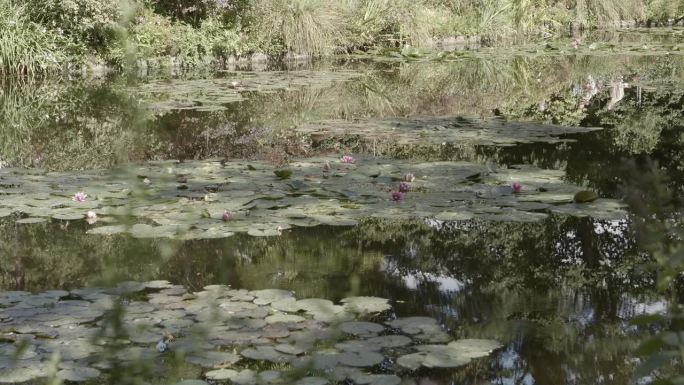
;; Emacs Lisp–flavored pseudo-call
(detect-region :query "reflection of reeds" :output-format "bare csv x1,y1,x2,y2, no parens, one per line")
0,78,150,170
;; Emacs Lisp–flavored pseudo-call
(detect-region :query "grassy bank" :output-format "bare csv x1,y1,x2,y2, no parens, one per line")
1,0,683,75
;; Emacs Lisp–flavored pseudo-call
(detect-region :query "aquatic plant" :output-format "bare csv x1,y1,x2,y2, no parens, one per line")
0,281,501,383
222,210,233,221
340,155,355,164
72,192,88,202
399,182,410,193
404,173,415,182
391,191,403,201
511,182,522,193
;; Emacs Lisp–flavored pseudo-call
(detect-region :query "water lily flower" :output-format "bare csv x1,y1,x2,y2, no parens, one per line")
222,210,233,221
340,155,355,164
72,192,87,202
399,182,410,193
143,178,151,185
403,173,415,183
86,211,97,224
511,183,523,193
391,191,403,201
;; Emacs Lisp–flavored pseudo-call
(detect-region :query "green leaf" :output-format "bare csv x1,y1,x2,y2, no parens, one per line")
635,337,664,356
630,314,665,326
274,169,293,179
635,351,679,377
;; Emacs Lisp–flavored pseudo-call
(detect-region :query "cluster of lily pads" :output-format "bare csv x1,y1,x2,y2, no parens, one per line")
361,38,684,62
132,70,360,112
0,281,502,384
0,154,626,240
297,115,602,148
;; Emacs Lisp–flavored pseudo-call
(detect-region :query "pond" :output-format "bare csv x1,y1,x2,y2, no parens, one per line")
1,31,683,384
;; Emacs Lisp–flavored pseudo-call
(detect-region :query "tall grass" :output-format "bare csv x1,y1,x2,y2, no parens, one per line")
570,0,646,27
248,0,349,56
344,0,441,47
0,0,65,75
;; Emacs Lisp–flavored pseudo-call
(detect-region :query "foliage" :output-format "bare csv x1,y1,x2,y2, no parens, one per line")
344,0,442,48
0,0,66,75
25,0,122,52
128,8,247,65
2,0,684,73
625,160,684,383
147,0,238,26
246,0,350,56
645,0,684,21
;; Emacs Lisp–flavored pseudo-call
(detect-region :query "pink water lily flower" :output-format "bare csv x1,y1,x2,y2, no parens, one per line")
511,183,523,193
73,192,88,202
340,155,355,164
403,173,415,183
391,191,403,201
399,182,410,193
222,210,233,221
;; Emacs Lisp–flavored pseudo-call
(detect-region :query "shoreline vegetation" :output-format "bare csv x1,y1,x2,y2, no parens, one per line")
1,0,683,76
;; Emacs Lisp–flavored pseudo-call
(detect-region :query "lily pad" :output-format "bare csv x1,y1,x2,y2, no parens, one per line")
56,367,101,382
397,339,503,370
186,351,241,368
339,321,384,336
341,297,391,314
574,190,599,203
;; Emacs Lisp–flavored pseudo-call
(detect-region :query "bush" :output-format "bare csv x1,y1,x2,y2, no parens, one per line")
645,0,684,22
147,0,250,26
0,0,66,75
25,0,122,51
128,8,245,65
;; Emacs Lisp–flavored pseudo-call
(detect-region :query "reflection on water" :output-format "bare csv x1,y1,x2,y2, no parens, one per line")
0,215,660,384
1,35,683,384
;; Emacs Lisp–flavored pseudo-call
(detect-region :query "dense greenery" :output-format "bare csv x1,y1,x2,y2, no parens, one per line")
1,0,683,74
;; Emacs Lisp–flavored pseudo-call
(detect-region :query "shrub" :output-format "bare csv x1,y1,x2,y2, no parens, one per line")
25,0,122,51
645,0,684,22
147,0,250,26
0,0,66,75
129,8,245,65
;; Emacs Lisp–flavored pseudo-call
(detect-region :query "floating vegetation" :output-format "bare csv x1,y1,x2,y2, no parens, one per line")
0,156,627,240
297,116,602,148
0,282,502,383
133,70,361,112
361,39,684,63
